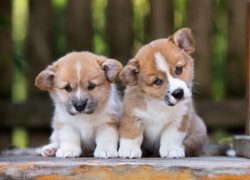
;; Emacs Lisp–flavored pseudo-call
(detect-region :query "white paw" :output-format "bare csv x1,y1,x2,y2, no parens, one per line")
159,146,185,158
56,146,82,158
41,144,58,157
94,147,118,158
118,147,142,159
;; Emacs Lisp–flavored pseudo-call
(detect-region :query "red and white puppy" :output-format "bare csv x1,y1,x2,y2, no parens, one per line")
118,28,207,158
35,52,122,158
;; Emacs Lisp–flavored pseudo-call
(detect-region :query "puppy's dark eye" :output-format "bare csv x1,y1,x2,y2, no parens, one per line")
88,82,96,91
153,78,163,86
176,66,183,75
64,84,72,92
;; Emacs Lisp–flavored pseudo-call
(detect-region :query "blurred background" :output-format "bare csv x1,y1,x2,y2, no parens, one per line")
0,0,247,150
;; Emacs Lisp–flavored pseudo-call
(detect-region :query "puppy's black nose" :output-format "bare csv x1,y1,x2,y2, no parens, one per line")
171,88,184,100
73,100,87,112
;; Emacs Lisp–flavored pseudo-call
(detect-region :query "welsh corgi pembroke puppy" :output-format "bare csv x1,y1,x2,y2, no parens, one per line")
35,51,122,158
118,28,207,158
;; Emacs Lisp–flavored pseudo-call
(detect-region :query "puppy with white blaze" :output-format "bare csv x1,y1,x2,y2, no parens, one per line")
35,51,122,158
118,28,207,159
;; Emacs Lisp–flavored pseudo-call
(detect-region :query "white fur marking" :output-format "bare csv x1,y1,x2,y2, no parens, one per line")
76,87,81,99
76,61,81,99
118,136,143,159
94,125,118,158
154,52,173,82
160,125,186,158
155,52,168,73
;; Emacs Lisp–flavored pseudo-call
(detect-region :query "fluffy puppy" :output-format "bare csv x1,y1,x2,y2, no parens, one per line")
118,28,207,158
35,51,122,158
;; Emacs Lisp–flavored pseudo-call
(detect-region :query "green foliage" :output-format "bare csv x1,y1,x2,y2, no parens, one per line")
12,127,28,148
52,0,67,8
52,0,67,59
12,0,28,103
174,0,187,30
92,0,108,55
210,128,233,144
132,0,150,54
212,0,228,101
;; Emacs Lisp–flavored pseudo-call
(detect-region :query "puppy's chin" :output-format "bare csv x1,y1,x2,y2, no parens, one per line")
66,108,96,116
164,96,190,107
164,95,177,107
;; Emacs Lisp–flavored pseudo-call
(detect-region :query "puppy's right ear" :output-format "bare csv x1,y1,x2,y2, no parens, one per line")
119,59,139,86
35,67,55,91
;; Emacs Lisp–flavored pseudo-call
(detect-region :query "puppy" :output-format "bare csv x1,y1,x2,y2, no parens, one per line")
118,28,207,158
35,51,122,158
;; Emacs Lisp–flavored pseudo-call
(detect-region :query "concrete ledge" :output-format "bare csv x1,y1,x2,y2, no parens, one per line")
0,156,250,179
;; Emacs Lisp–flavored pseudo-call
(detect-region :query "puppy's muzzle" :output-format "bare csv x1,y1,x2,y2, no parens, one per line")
164,88,184,106
73,100,87,112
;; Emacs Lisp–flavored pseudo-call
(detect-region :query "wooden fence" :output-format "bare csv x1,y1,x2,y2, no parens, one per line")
0,0,248,149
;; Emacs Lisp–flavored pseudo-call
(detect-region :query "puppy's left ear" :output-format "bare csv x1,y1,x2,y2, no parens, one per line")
101,59,123,82
35,67,55,91
170,27,195,55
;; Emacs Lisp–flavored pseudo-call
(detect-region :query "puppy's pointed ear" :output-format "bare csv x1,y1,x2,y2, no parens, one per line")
119,58,139,86
100,59,123,83
170,27,195,55
35,66,55,91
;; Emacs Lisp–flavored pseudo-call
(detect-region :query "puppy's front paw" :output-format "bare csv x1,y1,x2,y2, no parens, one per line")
56,146,82,158
94,147,118,158
41,143,58,157
159,146,185,158
118,147,142,159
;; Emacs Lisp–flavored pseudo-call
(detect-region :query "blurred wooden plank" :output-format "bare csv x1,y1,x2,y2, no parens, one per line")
107,0,133,64
27,0,53,97
0,130,11,150
28,129,50,148
0,99,246,129
227,0,247,96
187,0,213,98
195,99,246,128
150,0,173,39
0,0,12,98
0,99,53,128
66,0,92,51
0,156,250,179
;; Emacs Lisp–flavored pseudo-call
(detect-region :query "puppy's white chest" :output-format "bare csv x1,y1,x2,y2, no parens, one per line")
60,113,96,142
135,100,173,126
76,119,95,141
134,100,188,148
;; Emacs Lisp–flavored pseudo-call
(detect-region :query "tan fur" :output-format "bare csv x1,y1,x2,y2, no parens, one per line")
119,87,146,139
107,115,119,129
119,28,207,157
178,114,190,132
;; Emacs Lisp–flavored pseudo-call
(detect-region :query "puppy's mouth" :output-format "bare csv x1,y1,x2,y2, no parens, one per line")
164,88,188,106
66,100,97,116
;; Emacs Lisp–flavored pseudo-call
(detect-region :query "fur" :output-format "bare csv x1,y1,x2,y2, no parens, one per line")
118,28,207,158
